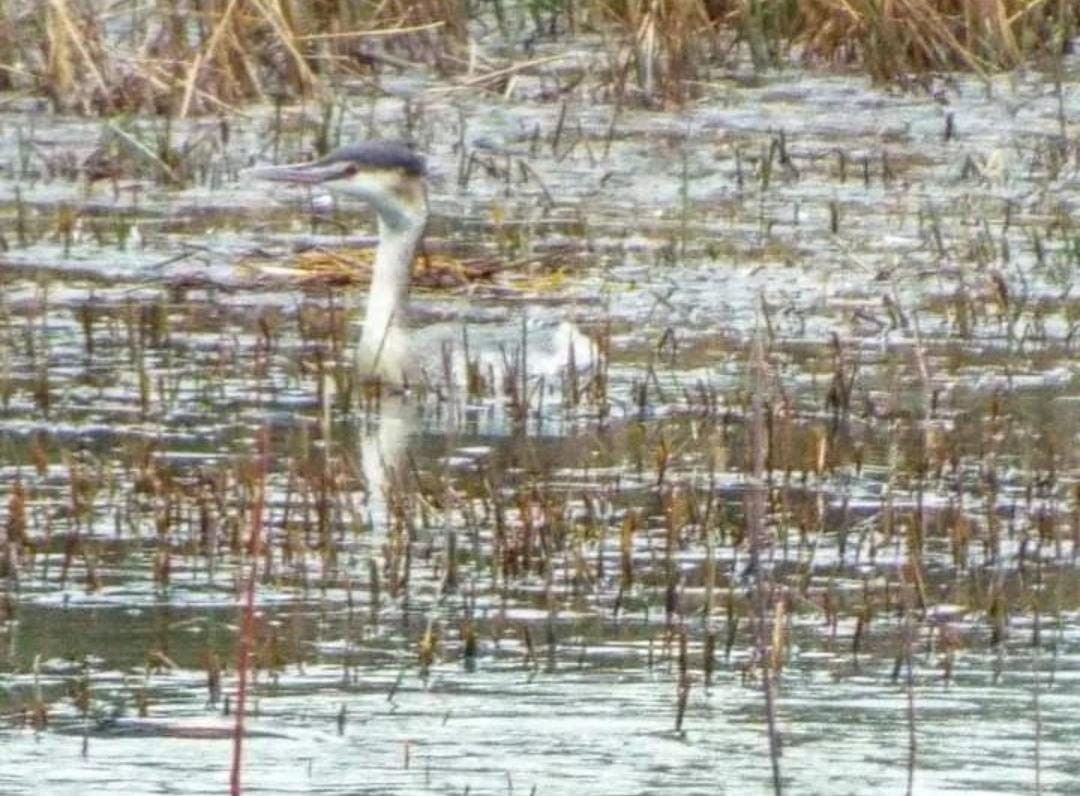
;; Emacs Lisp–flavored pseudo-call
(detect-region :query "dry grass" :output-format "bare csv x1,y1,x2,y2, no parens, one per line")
0,0,467,115
591,0,1075,101
0,0,1072,114
795,0,1075,80
593,0,720,106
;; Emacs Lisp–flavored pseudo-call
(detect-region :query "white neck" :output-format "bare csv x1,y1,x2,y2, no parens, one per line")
357,213,425,383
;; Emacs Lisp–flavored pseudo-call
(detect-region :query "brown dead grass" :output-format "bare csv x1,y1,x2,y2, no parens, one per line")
1,0,467,116
593,0,719,105
0,0,1072,114
796,0,1073,79
593,0,1076,100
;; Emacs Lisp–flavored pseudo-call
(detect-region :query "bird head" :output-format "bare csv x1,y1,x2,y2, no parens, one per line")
251,141,428,232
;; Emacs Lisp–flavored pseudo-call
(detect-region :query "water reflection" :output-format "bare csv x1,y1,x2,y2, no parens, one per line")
1,49,1079,794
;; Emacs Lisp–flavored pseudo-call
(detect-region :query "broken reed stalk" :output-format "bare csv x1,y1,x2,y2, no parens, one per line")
230,426,270,796
884,289,929,795
19,0,468,115
899,602,917,796
675,623,690,732
12,0,1080,118
747,332,783,795
179,0,243,119
1033,636,1043,794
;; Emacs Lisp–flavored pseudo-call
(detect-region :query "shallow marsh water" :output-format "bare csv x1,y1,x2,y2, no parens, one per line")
0,42,1079,796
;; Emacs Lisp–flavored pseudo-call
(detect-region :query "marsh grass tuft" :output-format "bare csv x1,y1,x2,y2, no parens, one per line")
0,0,1073,117
3,0,467,116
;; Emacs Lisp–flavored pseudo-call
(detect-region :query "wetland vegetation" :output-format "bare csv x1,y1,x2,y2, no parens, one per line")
1,1,1079,794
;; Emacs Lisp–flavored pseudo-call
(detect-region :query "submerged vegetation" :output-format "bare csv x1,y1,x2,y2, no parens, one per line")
0,1,1078,795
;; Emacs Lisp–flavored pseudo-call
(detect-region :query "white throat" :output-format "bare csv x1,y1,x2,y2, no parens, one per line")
358,212,425,383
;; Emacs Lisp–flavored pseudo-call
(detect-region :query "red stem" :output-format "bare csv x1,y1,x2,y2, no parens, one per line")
230,428,268,796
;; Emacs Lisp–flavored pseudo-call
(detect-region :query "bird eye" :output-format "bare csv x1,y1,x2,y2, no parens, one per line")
342,163,359,176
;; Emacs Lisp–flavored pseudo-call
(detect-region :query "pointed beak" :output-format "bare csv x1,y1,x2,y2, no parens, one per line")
249,160,354,185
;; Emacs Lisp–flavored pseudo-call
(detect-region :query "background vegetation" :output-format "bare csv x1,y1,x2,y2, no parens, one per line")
0,0,1075,115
